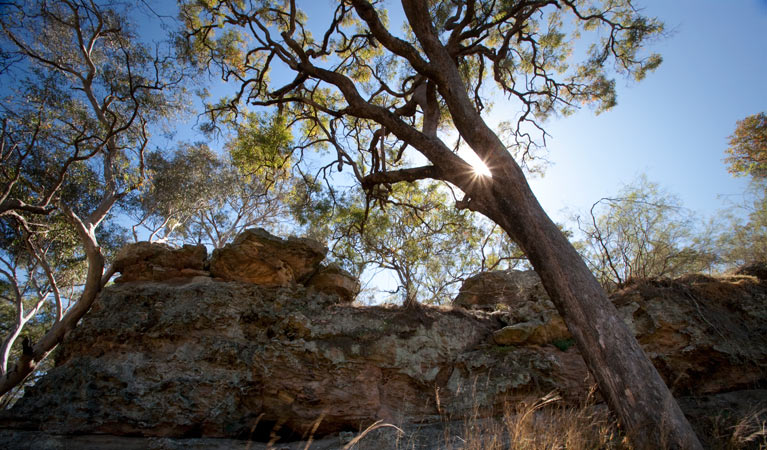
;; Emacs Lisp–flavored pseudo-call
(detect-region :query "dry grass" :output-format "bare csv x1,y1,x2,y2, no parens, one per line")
443,391,626,450
704,407,767,450
342,392,766,450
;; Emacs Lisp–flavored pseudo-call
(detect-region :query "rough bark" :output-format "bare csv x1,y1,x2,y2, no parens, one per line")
389,1,702,447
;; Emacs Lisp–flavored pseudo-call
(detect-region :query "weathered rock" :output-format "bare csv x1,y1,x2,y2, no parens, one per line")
1,263,765,447
454,269,547,309
0,281,585,441
455,270,572,346
492,317,571,346
612,274,767,395
209,228,327,286
493,322,535,345
112,242,208,282
306,264,360,303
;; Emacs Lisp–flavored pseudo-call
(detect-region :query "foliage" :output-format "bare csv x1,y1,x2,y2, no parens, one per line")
725,112,767,179
125,141,293,248
717,183,767,267
177,0,663,308
0,0,188,398
294,179,525,305
575,177,716,290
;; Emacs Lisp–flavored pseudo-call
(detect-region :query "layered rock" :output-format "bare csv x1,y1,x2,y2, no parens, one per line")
209,228,328,286
460,269,767,396
1,238,765,447
0,280,586,441
612,274,767,395
112,242,208,283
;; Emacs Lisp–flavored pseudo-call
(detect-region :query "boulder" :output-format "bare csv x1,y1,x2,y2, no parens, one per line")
209,228,327,286
455,270,571,346
306,264,360,303
454,269,548,309
112,242,207,283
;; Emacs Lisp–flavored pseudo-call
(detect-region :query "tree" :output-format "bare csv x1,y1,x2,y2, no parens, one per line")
717,183,767,266
295,179,525,306
125,141,292,248
180,1,701,447
725,112,767,179
576,177,716,290
0,0,187,397
719,112,767,266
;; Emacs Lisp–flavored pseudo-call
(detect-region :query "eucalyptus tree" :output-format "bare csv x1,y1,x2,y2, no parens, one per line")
126,141,293,248
179,0,702,447
295,179,525,306
0,0,188,397
576,177,716,290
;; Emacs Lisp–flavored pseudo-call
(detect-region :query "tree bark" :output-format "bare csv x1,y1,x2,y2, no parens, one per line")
0,208,105,397
393,1,703,448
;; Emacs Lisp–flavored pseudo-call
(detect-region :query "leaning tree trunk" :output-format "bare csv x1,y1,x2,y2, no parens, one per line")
0,209,106,397
471,177,701,449
392,2,704,447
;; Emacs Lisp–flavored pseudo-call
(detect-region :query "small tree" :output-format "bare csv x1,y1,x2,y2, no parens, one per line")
0,0,187,397
576,177,716,290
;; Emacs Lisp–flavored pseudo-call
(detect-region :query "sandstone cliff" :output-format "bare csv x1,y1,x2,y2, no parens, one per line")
0,230,765,449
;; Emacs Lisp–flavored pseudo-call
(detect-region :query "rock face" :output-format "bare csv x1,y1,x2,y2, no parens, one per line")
459,270,572,347
459,269,767,397
0,281,585,440
112,242,208,283
612,274,767,395
1,239,766,447
209,228,328,286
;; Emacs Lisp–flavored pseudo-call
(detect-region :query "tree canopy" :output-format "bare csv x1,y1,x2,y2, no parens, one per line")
725,112,767,179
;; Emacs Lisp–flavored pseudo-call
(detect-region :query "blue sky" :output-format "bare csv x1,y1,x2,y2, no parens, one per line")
176,0,766,224
521,0,767,223
146,0,766,225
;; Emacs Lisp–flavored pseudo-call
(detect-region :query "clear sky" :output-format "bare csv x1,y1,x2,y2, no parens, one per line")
520,0,767,224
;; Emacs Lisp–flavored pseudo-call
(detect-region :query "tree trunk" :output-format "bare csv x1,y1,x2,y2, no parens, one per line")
0,210,105,398
390,2,703,446
466,175,703,450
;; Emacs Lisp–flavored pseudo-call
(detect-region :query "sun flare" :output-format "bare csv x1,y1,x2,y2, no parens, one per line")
469,156,492,178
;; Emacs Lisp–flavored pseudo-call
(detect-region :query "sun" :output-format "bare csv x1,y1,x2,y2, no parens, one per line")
470,157,492,178
456,144,492,178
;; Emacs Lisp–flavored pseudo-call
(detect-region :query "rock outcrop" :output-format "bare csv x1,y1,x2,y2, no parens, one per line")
460,269,767,397
305,264,360,303
209,228,328,286
1,234,765,448
112,242,208,283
